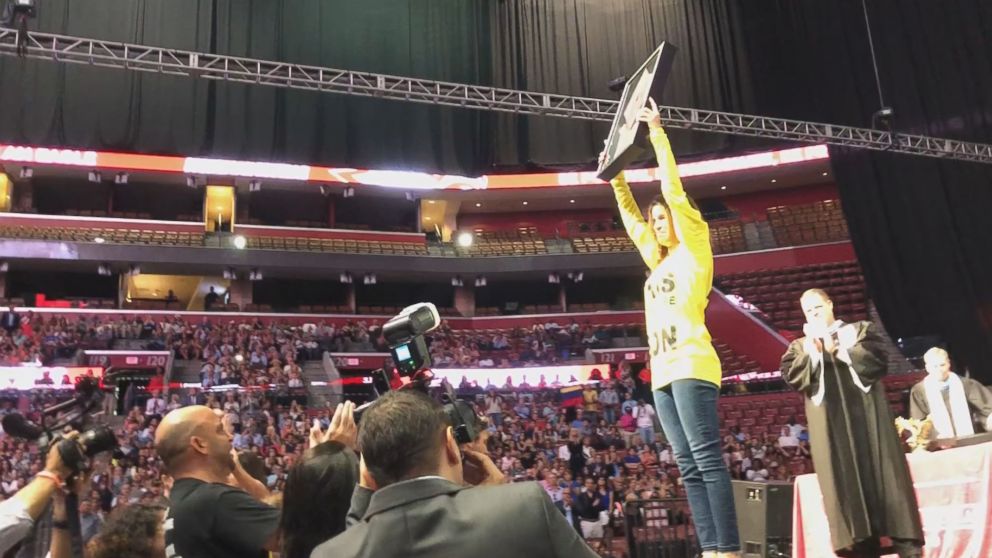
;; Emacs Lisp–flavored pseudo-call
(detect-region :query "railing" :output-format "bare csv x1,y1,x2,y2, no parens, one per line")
621,498,699,558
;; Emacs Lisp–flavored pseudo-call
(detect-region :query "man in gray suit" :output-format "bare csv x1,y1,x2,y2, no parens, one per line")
310,390,599,558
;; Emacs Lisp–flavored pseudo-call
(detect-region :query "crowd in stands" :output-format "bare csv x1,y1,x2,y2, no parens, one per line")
464,379,813,520
428,320,618,369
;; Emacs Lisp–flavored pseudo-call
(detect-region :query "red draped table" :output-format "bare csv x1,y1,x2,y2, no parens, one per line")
792,441,992,558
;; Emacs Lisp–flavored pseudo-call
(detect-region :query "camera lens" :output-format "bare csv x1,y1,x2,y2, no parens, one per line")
78,425,118,457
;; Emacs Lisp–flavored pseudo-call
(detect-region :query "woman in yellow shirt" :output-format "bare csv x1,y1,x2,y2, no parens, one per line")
604,98,740,558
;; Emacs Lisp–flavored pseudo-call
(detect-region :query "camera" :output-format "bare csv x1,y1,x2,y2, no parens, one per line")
1,376,119,474
383,302,440,376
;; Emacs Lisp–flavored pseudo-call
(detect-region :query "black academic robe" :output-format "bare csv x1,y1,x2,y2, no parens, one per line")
780,321,924,554
909,375,992,435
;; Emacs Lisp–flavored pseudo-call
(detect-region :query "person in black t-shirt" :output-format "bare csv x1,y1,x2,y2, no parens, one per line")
155,405,280,558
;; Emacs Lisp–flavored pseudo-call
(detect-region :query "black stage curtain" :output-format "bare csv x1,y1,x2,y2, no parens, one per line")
0,0,492,174
488,0,762,168
726,1,992,380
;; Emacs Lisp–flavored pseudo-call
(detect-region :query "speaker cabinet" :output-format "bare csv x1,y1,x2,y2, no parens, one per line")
732,480,794,558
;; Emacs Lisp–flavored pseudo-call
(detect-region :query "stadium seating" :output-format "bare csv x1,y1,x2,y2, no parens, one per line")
766,199,848,246
459,227,548,257
716,260,868,332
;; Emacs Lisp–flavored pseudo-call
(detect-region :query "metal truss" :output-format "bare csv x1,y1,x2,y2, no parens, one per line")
1,28,990,164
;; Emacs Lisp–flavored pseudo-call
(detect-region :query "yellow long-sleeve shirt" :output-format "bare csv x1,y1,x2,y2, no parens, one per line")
611,127,722,390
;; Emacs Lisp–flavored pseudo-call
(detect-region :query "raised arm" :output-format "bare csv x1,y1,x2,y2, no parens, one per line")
642,99,711,260
610,171,662,270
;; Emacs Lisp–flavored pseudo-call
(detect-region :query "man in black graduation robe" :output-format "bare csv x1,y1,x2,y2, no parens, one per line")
909,346,992,439
781,289,924,558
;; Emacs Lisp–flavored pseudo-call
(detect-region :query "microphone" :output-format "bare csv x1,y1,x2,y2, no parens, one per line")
1,413,45,440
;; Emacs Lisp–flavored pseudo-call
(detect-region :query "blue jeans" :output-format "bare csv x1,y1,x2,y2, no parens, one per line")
653,379,740,553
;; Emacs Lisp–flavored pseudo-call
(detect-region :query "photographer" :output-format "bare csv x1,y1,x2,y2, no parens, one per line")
154,405,280,558
311,390,598,558
0,435,76,555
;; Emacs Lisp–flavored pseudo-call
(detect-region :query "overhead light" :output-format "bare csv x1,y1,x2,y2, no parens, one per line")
451,276,464,287
720,186,727,190
223,268,237,280
18,167,32,179
456,231,474,248
475,203,482,207
522,201,528,206
425,217,432,221
248,179,262,192
548,273,560,284
428,200,436,204
363,273,377,285
339,272,353,284
822,172,829,176
474,276,487,287
569,199,576,204
343,187,355,198
97,264,112,277
88,171,102,183
0,261,8,273
249,269,263,281
233,235,247,250
93,237,106,244
771,179,777,183
115,172,129,185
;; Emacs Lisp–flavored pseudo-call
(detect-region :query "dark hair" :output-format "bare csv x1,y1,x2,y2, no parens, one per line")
645,192,701,240
237,450,267,485
359,390,448,487
86,504,166,558
279,441,359,558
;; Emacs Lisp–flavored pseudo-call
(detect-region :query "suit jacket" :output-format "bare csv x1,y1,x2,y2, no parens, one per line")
311,478,599,558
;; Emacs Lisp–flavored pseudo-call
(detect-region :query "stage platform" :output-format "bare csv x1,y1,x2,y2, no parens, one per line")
792,440,992,558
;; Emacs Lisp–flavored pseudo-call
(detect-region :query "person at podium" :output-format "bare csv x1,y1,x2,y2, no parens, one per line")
909,347,992,438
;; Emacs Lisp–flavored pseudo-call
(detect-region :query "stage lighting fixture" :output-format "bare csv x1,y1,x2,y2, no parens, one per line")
232,235,247,250
607,75,628,93
87,171,102,183
455,231,474,248
18,167,32,179
115,172,129,185
0,261,8,273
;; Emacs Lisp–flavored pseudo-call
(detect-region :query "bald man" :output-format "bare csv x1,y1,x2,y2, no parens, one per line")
909,347,992,438
155,405,279,558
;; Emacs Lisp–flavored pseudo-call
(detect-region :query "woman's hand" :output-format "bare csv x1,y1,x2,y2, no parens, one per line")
310,401,358,450
636,98,662,130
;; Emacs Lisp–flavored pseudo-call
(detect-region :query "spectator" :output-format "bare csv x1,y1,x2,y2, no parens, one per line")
155,405,279,557
632,400,656,447
311,389,598,558
599,382,619,425
575,478,606,541
85,504,167,558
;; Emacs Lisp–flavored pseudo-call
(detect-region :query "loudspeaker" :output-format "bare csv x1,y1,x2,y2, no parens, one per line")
732,480,793,558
